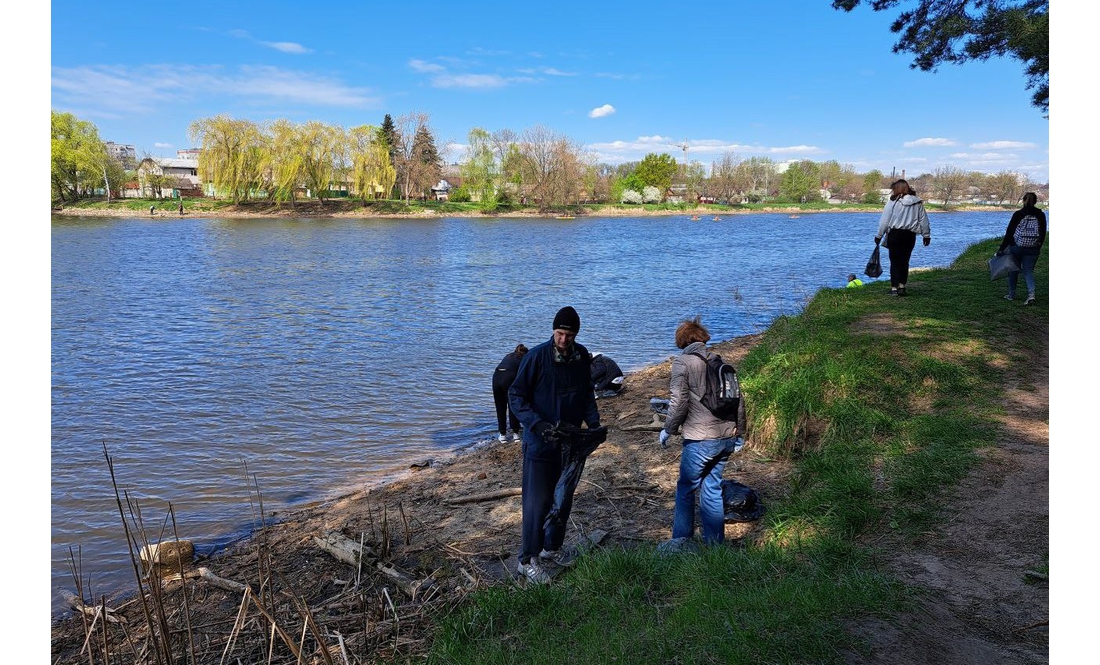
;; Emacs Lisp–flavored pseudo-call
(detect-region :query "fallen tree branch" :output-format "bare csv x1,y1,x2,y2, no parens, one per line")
59,590,125,624
198,566,251,593
314,531,428,598
443,488,523,505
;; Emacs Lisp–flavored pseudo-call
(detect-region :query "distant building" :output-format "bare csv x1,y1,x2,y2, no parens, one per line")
176,148,202,160
133,157,202,198
105,142,137,169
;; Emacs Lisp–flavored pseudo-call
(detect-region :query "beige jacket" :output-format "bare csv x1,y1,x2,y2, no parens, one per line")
663,342,744,441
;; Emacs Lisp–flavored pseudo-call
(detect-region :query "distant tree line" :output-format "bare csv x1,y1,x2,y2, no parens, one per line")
52,110,1044,209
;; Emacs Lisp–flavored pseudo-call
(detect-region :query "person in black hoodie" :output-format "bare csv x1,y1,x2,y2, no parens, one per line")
492,344,528,442
590,352,624,394
996,192,1047,306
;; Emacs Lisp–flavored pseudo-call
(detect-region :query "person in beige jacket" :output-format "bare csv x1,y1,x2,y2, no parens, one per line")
659,316,746,544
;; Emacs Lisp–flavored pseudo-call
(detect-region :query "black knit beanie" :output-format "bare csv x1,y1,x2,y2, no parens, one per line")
552,306,581,333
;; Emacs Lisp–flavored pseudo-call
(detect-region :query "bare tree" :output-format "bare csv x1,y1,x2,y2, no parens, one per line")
394,112,433,204
930,165,969,206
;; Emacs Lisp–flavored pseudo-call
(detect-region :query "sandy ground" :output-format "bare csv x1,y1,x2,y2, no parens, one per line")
50,319,1048,663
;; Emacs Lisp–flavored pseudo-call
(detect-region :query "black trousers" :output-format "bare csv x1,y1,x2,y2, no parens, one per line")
520,450,569,563
492,382,520,435
886,229,918,288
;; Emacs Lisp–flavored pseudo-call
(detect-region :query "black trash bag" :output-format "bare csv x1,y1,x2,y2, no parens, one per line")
721,479,765,522
864,245,883,279
543,423,608,534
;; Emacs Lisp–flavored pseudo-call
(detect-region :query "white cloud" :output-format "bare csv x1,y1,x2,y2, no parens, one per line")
431,73,510,89
951,152,1014,160
585,135,824,165
903,137,958,148
261,41,313,54
51,64,382,115
970,140,1036,150
409,59,445,73
588,104,616,118
768,145,824,154
518,66,577,77
154,142,173,148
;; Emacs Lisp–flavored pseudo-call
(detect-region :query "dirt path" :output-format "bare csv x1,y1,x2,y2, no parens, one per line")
50,329,1049,663
846,324,1049,664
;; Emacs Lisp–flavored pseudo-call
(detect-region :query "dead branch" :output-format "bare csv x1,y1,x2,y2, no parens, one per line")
443,487,523,505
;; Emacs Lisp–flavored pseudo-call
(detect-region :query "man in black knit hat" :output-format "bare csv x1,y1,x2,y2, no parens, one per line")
508,306,602,583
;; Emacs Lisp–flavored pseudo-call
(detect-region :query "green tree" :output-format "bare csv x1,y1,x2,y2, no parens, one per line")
379,113,399,196
189,115,266,202
832,0,1048,112
348,124,395,203
862,169,886,204
634,152,678,192
266,119,303,203
461,127,498,206
778,160,821,203
51,111,107,202
411,123,442,200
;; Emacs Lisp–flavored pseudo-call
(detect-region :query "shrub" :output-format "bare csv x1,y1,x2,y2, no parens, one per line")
620,189,643,204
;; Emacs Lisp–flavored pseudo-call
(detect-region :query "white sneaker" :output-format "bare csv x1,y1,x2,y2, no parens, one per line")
517,559,552,584
498,434,507,443
511,431,521,442
539,548,576,568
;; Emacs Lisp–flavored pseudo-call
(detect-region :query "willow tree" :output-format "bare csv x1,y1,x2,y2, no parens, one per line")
295,121,343,204
461,127,497,206
266,119,304,204
347,124,395,202
188,115,266,202
51,110,108,202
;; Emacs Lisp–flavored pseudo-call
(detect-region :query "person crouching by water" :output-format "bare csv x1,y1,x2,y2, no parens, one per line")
659,316,746,548
509,306,601,583
492,343,528,442
875,179,931,297
996,192,1046,306
846,273,863,288
591,352,624,395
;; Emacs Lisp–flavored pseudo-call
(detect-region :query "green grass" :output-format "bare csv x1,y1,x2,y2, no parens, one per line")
420,238,1048,664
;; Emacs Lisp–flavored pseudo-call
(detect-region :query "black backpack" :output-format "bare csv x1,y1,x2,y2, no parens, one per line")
688,351,741,421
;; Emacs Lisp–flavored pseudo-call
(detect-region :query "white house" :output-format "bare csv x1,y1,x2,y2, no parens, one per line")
133,157,202,198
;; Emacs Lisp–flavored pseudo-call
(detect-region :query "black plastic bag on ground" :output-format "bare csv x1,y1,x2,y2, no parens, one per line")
864,245,883,278
721,479,765,522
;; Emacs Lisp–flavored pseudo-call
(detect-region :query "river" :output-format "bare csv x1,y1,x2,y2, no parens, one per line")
50,210,1010,612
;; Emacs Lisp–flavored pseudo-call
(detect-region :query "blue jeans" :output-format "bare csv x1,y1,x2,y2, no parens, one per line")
672,438,736,543
1008,245,1040,298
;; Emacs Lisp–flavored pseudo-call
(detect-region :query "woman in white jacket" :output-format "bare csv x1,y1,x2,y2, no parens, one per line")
875,179,931,296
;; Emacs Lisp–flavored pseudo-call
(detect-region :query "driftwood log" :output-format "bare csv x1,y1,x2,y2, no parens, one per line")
313,531,428,598
59,590,125,623
443,487,523,505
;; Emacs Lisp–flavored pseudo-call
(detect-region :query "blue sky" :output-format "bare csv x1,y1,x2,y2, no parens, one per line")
48,0,1051,182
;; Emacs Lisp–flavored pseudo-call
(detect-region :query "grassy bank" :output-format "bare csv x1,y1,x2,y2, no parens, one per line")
422,238,1047,665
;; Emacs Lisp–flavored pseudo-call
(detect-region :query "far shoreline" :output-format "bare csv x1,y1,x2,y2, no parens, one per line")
51,201,1013,221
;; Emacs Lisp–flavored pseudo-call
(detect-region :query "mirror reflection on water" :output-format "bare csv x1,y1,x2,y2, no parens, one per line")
51,210,1010,610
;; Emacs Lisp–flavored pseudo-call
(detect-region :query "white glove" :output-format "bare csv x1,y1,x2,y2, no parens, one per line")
659,430,670,448
732,437,745,453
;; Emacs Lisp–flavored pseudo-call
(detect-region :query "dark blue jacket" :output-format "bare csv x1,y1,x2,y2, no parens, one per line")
509,337,600,460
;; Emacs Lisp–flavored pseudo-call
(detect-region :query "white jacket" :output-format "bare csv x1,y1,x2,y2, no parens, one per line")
877,195,930,239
